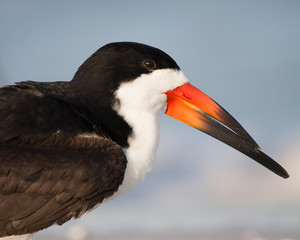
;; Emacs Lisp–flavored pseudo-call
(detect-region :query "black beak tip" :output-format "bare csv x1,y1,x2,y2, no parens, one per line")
281,169,290,179
255,149,289,179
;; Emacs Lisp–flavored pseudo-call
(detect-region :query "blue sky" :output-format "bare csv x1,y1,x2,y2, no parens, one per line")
1,1,300,239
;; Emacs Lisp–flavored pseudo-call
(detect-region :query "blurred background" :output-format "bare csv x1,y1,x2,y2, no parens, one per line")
0,1,300,239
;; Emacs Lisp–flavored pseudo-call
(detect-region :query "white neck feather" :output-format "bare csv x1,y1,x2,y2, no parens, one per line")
110,69,188,197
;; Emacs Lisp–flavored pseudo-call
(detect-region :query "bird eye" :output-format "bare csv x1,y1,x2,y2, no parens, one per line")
143,60,156,70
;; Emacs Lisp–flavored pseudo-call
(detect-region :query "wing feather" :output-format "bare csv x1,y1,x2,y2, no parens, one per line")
0,83,127,237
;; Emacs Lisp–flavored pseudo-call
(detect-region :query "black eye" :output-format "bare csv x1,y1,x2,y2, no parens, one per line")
143,60,156,70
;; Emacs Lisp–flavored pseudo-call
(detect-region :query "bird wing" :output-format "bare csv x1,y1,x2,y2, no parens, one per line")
0,83,127,236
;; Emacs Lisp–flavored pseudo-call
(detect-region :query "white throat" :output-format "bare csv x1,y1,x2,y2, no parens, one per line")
111,69,188,196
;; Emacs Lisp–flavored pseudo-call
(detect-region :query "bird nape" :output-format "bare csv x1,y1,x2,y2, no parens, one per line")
0,42,289,239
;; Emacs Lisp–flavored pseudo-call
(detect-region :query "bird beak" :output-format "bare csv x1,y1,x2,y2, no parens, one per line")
164,83,289,179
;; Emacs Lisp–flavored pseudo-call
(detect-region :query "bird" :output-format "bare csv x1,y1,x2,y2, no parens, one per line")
0,42,289,240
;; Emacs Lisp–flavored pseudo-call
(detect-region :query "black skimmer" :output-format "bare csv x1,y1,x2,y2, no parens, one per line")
0,42,289,239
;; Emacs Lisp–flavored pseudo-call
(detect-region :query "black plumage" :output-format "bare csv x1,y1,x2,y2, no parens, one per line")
0,82,127,236
0,42,179,236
